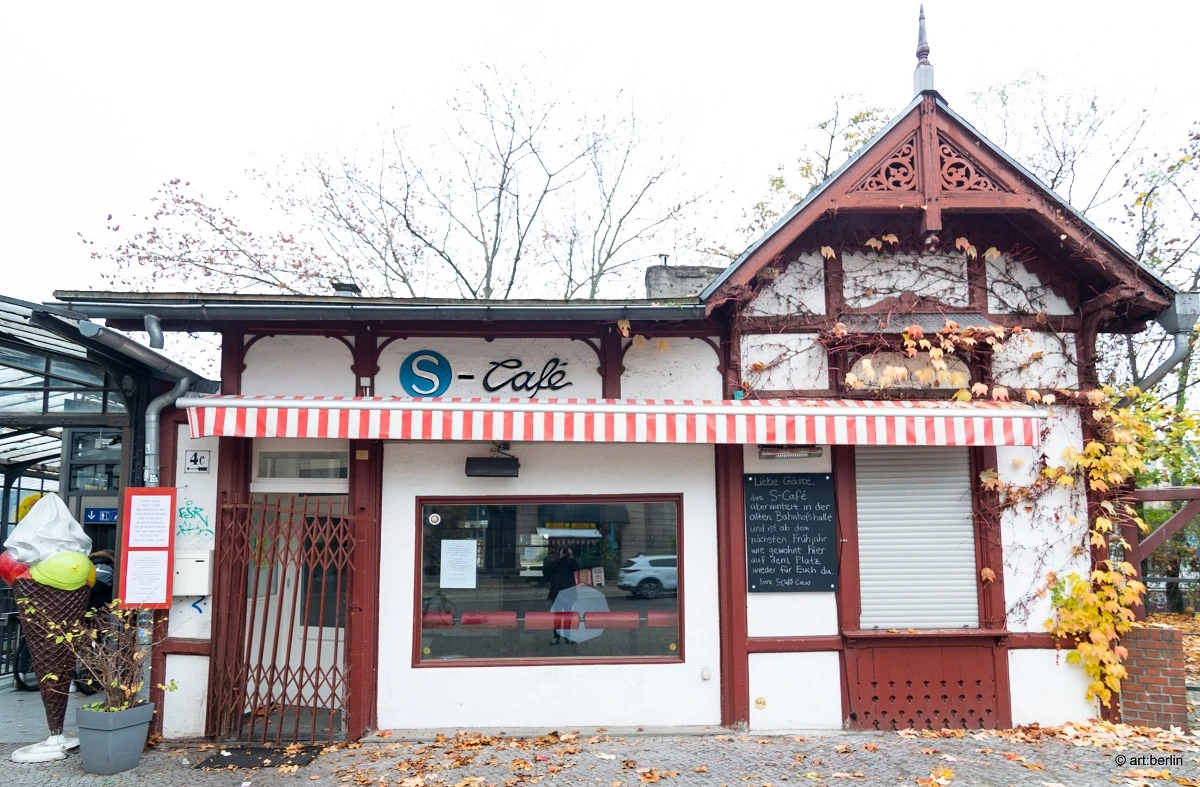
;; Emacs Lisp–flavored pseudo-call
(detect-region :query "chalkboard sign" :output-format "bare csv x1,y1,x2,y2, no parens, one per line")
745,473,837,592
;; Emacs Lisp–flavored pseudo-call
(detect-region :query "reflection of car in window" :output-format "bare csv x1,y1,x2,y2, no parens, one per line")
617,555,678,599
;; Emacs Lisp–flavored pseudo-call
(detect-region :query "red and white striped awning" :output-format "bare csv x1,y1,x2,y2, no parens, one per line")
178,397,1045,447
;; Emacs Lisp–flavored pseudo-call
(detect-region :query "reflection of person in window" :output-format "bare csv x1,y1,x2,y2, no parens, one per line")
547,547,580,644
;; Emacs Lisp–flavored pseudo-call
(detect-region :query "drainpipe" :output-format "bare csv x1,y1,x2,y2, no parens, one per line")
143,314,164,350
1121,292,1200,407
144,376,190,486
138,375,190,701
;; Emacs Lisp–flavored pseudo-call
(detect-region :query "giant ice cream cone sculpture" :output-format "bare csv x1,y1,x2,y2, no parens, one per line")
3,494,95,763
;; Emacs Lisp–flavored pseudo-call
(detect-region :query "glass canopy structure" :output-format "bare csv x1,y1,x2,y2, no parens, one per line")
0,295,214,545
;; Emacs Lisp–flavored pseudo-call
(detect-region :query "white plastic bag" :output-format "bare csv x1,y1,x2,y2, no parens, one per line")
3,493,92,563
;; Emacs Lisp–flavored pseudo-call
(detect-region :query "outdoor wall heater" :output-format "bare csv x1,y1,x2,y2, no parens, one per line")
464,457,520,477
465,444,520,477
758,445,824,460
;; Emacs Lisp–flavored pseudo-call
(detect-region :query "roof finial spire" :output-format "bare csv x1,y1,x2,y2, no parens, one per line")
913,5,936,95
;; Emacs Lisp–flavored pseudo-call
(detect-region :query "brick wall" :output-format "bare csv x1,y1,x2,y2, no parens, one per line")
1119,625,1189,731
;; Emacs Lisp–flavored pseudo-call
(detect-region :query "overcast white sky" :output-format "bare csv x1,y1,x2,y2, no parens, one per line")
1,1,1194,306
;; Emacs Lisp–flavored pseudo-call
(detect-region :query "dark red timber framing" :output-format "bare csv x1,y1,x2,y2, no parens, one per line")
835,445,1012,730
346,438,383,737
715,443,748,726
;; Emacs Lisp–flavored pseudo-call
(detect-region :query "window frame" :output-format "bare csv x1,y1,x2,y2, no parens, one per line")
411,493,686,669
250,438,350,495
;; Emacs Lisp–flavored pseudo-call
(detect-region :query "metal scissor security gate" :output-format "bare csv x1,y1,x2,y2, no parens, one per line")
209,495,358,744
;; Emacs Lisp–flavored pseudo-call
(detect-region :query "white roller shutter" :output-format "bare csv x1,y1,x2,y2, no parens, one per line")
855,446,979,629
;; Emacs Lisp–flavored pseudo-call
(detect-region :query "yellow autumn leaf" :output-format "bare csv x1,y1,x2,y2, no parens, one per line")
864,237,883,251
656,337,670,353
1025,389,1041,402
952,389,972,402
820,245,836,260
616,319,631,338
983,246,1001,261
881,233,899,246
980,567,996,583
991,386,1009,402
631,334,647,349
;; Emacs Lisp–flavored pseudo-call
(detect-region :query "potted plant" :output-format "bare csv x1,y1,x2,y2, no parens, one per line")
23,598,174,775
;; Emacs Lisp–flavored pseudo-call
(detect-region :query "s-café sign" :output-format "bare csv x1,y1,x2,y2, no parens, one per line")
399,349,572,398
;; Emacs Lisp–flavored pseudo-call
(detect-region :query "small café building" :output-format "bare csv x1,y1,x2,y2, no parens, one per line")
53,36,1180,743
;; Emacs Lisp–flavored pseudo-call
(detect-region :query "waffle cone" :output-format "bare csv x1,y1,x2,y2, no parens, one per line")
13,578,91,735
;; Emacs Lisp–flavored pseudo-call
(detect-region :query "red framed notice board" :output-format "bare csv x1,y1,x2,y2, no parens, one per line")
118,486,177,609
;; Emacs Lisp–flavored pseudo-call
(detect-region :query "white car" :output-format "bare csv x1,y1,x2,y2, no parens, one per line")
617,555,678,599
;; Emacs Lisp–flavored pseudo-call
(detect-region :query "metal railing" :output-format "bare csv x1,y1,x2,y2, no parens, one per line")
1142,576,1200,616
0,585,18,678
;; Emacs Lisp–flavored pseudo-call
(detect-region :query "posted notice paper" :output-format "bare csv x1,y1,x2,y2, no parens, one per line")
124,550,170,605
127,494,173,548
440,540,477,589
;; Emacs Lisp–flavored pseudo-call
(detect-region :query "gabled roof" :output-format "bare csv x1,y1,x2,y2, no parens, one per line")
699,93,922,302
700,93,1176,323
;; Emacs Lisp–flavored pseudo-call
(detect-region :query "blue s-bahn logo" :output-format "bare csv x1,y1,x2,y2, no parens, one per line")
399,350,452,397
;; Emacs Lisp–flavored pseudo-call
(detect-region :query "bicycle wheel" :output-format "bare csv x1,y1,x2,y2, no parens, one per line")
13,641,37,691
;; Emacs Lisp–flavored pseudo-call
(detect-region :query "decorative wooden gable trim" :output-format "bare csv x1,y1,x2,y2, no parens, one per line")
851,134,918,192
937,133,1010,193
703,95,1172,318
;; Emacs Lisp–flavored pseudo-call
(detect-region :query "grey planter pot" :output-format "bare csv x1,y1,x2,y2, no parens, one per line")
76,702,155,775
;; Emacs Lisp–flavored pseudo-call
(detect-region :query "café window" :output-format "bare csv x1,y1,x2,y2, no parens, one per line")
418,496,682,664
251,439,349,495
855,446,979,629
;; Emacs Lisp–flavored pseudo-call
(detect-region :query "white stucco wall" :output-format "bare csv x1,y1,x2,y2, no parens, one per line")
997,406,1089,632
169,424,218,640
377,442,721,729
743,445,838,637
746,251,826,316
242,335,356,396
748,652,843,730
842,251,969,308
987,255,1074,316
162,654,210,738
622,338,723,400
159,424,220,739
1008,649,1096,725
740,333,828,391
376,337,602,399
991,332,1079,389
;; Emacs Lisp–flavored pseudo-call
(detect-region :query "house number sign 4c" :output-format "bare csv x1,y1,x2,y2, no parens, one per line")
399,350,573,398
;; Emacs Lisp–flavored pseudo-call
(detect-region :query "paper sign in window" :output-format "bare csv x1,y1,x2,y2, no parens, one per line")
440,540,477,589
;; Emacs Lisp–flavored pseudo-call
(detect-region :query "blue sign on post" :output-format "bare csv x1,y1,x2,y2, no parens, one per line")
83,507,119,524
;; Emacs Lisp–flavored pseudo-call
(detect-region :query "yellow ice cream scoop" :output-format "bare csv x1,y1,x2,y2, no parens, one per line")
29,551,94,591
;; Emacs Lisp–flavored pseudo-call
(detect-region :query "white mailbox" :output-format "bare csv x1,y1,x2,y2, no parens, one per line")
173,550,213,596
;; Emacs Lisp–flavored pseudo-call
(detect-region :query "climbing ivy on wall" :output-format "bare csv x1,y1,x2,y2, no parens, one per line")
720,234,1197,707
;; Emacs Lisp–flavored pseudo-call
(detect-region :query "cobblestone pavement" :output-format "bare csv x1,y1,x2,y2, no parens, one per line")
2,729,1199,787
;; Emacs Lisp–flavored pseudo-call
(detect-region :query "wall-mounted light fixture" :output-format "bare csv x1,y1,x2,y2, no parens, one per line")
465,442,520,477
758,445,823,460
